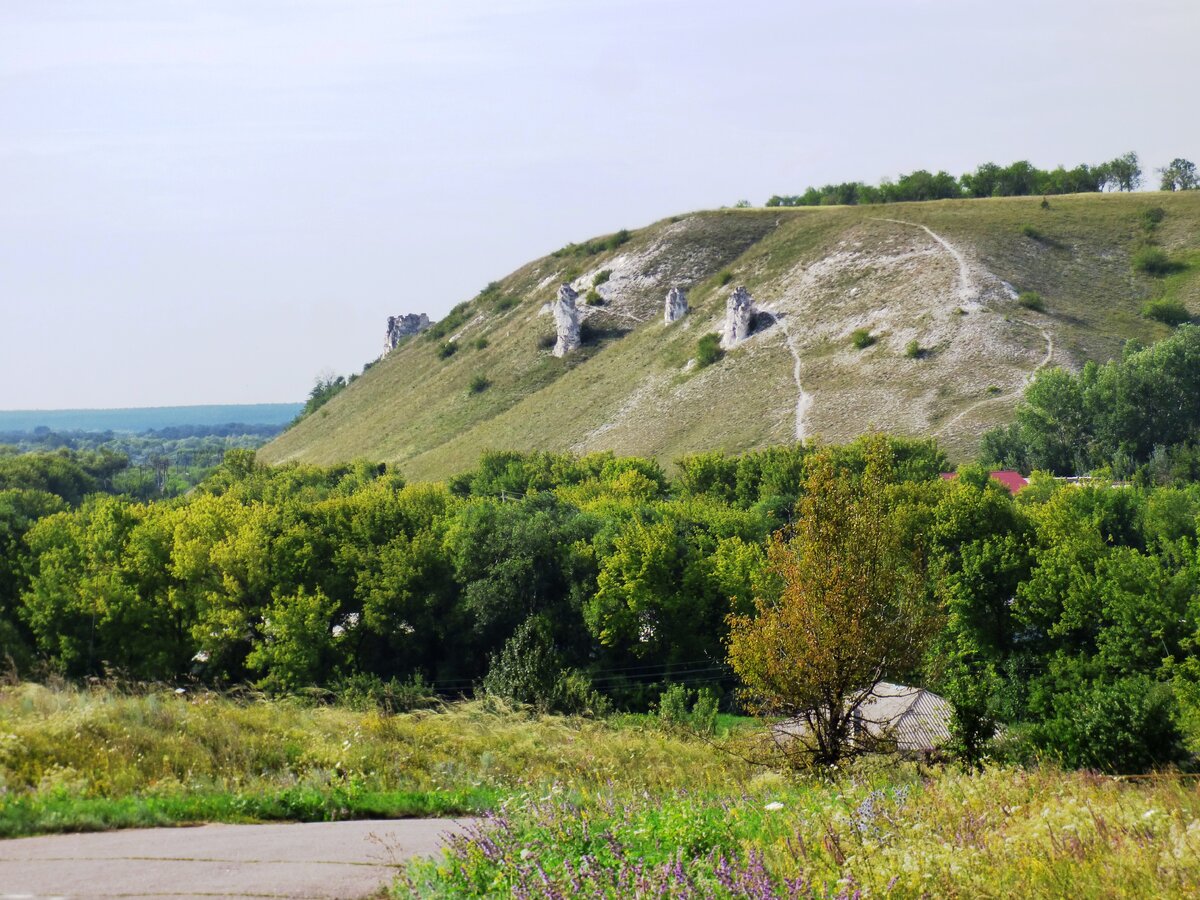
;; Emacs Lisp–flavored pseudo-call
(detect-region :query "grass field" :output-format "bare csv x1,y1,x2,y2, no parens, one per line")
0,683,745,838
261,192,1200,478
3,684,1200,897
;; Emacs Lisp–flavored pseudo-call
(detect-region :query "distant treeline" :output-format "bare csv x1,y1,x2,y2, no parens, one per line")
767,152,1150,207
0,404,302,434
0,423,284,501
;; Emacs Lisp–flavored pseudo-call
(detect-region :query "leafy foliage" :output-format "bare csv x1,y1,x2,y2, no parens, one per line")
850,328,875,349
1017,291,1045,311
766,153,1141,206
727,439,934,765
695,333,723,367
1141,298,1191,326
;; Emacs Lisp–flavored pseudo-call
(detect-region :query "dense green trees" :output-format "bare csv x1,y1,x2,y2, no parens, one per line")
767,153,1148,207
1160,158,1199,192
6,390,1200,771
982,326,1200,477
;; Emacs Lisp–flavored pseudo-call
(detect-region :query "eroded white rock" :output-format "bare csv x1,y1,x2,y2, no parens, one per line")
385,313,432,353
721,286,755,348
552,284,581,357
664,286,688,324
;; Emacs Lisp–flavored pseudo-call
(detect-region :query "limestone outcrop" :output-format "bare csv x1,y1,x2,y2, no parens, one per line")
552,284,581,357
384,313,432,353
664,287,688,324
721,286,755,348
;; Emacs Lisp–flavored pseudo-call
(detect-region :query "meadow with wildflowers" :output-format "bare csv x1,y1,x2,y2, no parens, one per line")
400,767,1200,899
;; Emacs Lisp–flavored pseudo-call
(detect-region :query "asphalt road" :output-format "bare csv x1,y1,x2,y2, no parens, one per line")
0,818,468,899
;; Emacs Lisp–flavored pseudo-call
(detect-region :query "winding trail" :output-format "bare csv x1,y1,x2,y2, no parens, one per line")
873,217,977,305
765,306,813,440
934,318,1055,434
870,217,1056,434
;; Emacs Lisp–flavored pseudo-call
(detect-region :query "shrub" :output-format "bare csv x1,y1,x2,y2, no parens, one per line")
717,270,734,286
695,333,723,367
551,229,631,259
436,341,459,359
467,373,491,394
537,333,556,350
1141,207,1166,229
425,301,470,340
850,328,875,349
592,269,612,287
657,684,718,736
905,340,922,359
1132,247,1184,276
492,294,519,313
1141,298,1191,326
585,289,604,306
473,337,489,350
333,673,439,714
1017,291,1045,311
1020,224,1045,241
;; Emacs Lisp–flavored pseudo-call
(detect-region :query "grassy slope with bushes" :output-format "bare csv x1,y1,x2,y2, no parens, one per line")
262,192,1200,478
0,684,743,838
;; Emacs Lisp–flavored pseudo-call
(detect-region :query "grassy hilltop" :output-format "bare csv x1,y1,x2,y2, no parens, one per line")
261,192,1200,479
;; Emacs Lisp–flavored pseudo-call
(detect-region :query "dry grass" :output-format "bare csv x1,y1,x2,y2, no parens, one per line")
261,192,1200,478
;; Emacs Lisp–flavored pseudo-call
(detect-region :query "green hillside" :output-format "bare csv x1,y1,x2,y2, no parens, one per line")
261,192,1200,479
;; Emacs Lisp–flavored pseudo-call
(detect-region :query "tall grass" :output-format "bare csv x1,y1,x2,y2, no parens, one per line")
0,683,747,837
402,766,1200,898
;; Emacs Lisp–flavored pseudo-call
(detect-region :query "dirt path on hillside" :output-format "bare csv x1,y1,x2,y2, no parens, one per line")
873,218,979,306
870,217,1057,434
765,305,814,440
933,317,1055,434
0,818,467,900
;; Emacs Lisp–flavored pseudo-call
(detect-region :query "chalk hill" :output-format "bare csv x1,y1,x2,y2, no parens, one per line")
261,192,1200,479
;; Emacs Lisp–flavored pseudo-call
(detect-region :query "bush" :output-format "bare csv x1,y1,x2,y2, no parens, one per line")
592,270,612,287
717,270,734,286
467,373,491,394
656,684,718,736
1141,298,1191,326
426,301,470,340
1141,207,1166,229
551,229,632,259
585,289,604,306
1020,224,1045,241
473,337,489,350
1017,291,1045,311
436,341,459,359
492,294,519,313
850,328,875,349
333,673,439,714
695,333,723,368
905,340,922,359
537,333,556,350
1133,247,1184,277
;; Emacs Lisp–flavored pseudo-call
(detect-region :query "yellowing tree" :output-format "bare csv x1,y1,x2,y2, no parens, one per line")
727,438,934,766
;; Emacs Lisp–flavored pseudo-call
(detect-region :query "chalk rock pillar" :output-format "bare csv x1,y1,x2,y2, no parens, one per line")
552,284,581,357
384,313,432,353
721,286,755,348
664,286,688,324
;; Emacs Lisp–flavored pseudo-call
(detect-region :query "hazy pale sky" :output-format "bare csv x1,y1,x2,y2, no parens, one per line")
2,0,1198,409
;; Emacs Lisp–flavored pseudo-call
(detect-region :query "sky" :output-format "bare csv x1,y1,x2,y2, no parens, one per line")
2,0,1198,410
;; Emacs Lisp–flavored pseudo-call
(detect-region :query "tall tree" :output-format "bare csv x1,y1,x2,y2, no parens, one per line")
1159,158,1199,191
726,438,934,766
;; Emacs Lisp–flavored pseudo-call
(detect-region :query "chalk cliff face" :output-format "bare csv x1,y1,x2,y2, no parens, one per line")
552,284,581,357
385,314,432,353
664,287,688,324
721,286,754,348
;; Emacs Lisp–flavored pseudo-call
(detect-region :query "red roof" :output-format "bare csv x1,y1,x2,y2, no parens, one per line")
940,470,1029,495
